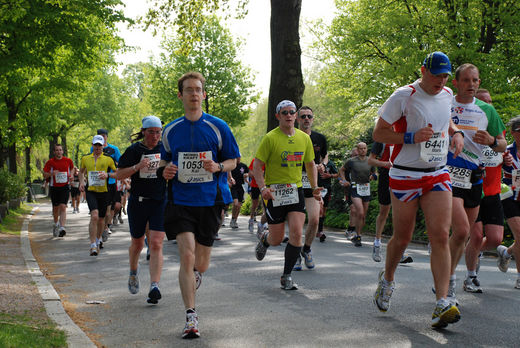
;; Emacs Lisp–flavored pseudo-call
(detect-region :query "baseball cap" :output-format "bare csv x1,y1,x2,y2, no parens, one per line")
276,100,297,114
92,135,104,145
423,52,452,75
142,115,162,129
97,128,108,136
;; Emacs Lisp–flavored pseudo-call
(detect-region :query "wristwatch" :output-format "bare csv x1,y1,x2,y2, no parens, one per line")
490,136,498,148
218,163,224,172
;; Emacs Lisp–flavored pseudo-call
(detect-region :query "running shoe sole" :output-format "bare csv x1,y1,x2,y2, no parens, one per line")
147,287,162,304
432,305,461,329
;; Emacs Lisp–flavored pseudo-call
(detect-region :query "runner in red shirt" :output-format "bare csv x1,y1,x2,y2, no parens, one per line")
43,144,74,237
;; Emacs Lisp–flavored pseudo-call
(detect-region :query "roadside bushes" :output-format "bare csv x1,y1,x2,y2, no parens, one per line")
0,169,27,204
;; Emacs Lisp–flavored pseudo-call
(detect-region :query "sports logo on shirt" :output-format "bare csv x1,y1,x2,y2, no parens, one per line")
280,151,303,167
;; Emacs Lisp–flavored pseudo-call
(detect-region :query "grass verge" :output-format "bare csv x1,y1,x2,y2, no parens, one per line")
0,312,67,348
0,204,33,235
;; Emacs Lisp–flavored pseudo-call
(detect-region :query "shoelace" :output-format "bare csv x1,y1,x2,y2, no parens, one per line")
185,313,198,329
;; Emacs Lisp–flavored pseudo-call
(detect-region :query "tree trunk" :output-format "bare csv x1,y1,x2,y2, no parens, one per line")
267,0,304,132
6,102,18,174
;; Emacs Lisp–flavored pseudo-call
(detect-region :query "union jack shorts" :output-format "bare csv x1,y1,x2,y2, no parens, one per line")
389,171,452,202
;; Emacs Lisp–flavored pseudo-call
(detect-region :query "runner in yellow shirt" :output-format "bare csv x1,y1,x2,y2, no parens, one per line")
253,100,322,290
79,135,117,256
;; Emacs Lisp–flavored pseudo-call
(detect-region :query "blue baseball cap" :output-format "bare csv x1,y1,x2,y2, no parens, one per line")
142,115,162,129
423,52,452,75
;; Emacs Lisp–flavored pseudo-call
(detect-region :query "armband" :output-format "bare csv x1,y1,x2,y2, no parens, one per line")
404,132,415,144
453,130,464,138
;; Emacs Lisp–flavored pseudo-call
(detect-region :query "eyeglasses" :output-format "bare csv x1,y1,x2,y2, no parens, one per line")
280,110,297,115
145,130,161,135
300,114,313,119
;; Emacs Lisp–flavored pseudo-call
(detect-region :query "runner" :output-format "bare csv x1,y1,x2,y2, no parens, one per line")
498,116,520,290
247,158,267,235
447,64,506,300
464,89,508,293
70,167,81,214
253,100,321,290
43,144,74,237
368,143,414,263
340,142,376,247
79,135,117,256
317,154,338,242
339,147,358,238
372,51,464,328
228,157,249,229
294,106,326,269
95,128,121,241
368,142,392,261
159,72,239,339
116,115,166,305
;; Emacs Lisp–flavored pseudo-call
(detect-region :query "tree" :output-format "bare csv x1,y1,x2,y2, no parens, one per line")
0,0,126,173
267,0,304,132
146,15,258,127
316,0,520,128
142,0,306,132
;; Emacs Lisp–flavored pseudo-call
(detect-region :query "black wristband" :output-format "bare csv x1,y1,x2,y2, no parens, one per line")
490,136,498,148
453,130,464,138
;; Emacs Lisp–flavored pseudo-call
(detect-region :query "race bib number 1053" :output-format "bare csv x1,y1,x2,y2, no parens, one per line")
178,151,213,183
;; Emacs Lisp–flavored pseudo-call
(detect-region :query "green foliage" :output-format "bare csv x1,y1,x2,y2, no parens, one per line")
0,169,26,203
233,98,268,163
314,0,520,138
141,0,248,54
0,312,66,348
145,15,258,127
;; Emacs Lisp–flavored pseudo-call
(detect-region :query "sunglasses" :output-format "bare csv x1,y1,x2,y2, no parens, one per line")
280,110,297,115
300,114,313,119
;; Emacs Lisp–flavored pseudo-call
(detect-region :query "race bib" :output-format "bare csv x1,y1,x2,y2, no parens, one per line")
512,169,520,191
271,183,299,207
55,171,68,184
301,172,311,189
481,146,502,167
178,151,213,184
88,171,105,187
447,165,471,189
420,131,448,163
139,153,161,179
356,183,370,196
320,188,328,198
71,181,80,188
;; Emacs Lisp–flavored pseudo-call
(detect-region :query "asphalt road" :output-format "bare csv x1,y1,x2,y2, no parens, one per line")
29,201,520,347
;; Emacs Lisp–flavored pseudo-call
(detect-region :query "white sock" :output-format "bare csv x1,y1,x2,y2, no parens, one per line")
503,249,511,258
90,242,97,248
374,238,381,247
96,238,101,245
467,270,477,277
450,274,456,281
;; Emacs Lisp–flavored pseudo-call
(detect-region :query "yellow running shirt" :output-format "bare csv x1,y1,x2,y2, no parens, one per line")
255,127,314,187
80,153,116,192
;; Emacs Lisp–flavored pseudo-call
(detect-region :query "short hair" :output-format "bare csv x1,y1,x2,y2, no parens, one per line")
298,106,313,116
178,72,206,94
476,88,489,95
54,144,62,149
455,63,479,80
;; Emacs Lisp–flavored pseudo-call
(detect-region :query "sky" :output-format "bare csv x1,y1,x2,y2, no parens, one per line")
115,0,336,96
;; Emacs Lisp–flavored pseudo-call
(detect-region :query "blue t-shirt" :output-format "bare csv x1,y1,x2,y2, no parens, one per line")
161,113,240,206
118,142,165,201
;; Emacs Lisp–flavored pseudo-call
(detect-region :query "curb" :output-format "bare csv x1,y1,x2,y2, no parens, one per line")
20,207,96,348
